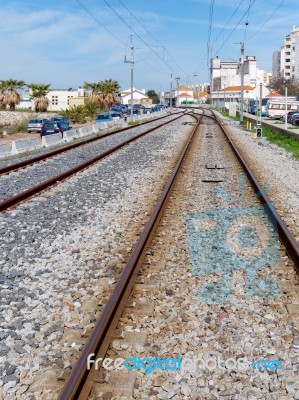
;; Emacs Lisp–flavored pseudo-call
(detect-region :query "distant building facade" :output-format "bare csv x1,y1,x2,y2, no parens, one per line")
272,26,299,80
210,56,259,92
120,87,150,105
46,87,87,111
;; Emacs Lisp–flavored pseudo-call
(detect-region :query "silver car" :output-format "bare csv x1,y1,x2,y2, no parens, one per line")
27,118,49,133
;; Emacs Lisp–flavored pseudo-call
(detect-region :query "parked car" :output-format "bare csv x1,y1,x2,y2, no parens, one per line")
281,111,299,122
289,112,299,124
50,115,69,123
27,118,50,133
41,121,70,137
292,115,299,126
152,105,161,112
110,106,123,113
95,113,113,123
143,107,153,114
127,107,139,115
110,112,123,120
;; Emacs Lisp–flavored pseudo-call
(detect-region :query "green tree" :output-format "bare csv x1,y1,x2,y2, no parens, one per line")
146,89,159,104
3,79,26,110
28,83,51,112
98,79,120,109
83,79,120,110
60,105,86,124
83,82,102,104
84,102,100,118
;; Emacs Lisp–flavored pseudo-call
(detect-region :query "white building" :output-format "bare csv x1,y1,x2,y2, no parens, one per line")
272,26,299,80
120,87,150,105
210,56,259,92
46,87,87,111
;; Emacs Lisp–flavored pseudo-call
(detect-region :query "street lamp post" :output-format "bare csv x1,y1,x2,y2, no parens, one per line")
285,86,288,130
170,74,173,111
240,42,244,125
259,82,263,124
124,36,134,120
175,77,180,108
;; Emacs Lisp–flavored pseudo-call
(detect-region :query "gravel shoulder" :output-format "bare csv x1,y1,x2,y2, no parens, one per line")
214,111,299,241
0,116,194,399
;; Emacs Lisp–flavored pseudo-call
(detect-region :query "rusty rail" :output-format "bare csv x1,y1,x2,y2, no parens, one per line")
0,112,183,175
58,113,202,399
210,110,299,274
0,114,184,212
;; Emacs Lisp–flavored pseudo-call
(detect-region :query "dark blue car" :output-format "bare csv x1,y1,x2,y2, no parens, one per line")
41,121,70,137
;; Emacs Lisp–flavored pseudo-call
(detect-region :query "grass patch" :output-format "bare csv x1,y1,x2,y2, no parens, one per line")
216,109,240,121
219,112,299,160
127,120,141,126
258,126,299,159
7,120,29,134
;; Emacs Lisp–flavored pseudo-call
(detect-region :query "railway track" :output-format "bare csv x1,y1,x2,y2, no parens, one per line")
0,112,182,175
58,110,299,399
0,112,201,399
0,112,184,212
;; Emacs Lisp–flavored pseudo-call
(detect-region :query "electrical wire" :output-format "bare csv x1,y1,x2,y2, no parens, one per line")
206,0,215,65
116,0,185,76
76,0,126,46
75,0,165,77
194,0,246,75
243,0,254,42
212,0,256,56
246,0,286,42
103,0,187,78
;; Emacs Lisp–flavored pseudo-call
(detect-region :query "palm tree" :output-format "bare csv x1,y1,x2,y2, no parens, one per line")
61,105,86,124
28,83,51,112
0,80,7,109
98,79,120,109
84,102,100,118
3,79,26,111
83,82,102,104
83,79,120,110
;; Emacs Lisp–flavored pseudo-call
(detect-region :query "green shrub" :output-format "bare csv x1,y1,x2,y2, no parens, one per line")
7,120,29,134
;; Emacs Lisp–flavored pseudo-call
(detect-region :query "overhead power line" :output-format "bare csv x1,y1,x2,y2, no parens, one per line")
75,0,165,77
103,0,188,78
206,0,215,65
246,0,286,42
76,0,126,46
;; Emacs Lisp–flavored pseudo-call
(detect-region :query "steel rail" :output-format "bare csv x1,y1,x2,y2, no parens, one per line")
0,114,184,212
58,113,202,400
0,112,183,175
210,110,299,274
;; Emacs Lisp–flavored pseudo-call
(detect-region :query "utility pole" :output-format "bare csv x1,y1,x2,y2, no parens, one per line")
240,41,244,125
285,86,288,130
259,82,263,124
175,77,180,107
124,36,134,120
170,73,173,111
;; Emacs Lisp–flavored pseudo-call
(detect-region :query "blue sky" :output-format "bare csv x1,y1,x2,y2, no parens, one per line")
0,0,297,93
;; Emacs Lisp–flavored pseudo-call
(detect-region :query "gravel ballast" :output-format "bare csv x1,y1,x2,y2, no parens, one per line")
0,116,193,399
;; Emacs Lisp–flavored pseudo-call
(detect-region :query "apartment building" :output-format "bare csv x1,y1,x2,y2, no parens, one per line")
210,56,258,92
272,26,299,80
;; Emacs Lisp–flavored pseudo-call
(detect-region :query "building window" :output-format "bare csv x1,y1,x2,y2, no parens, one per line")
51,96,58,105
